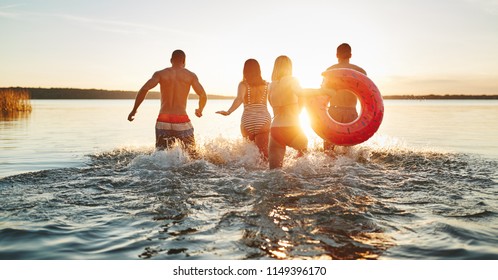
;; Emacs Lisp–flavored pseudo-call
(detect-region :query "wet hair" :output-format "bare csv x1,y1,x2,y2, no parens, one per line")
243,59,266,86
271,55,293,82
337,43,352,59
171,49,186,64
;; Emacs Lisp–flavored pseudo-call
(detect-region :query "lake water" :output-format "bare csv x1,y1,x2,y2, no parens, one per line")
0,99,497,260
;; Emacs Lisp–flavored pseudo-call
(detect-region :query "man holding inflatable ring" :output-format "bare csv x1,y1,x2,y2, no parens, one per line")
323,43,367,155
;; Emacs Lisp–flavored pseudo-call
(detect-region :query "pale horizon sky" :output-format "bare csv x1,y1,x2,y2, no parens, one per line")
1,0,498,96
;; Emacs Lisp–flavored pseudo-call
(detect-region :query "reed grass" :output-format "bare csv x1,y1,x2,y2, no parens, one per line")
0,89,32,113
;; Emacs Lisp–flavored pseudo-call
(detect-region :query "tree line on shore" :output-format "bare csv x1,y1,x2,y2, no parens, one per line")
1,87,232,100
2,87,497,100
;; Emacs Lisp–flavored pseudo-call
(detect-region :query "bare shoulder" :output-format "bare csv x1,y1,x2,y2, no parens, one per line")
326,63,366,75
182,68,199,81
155,67,173,77
158,67,198,82
238,81,247,89
279,76,295,85
350,64,367,75
282,76,300,88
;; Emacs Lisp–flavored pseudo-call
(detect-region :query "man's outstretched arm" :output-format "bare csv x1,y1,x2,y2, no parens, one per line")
128,73,160,121
191,75,207,118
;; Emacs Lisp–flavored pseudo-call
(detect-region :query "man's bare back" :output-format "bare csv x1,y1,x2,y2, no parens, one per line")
128,64,206,122
127,49,207,152
155,67,202,116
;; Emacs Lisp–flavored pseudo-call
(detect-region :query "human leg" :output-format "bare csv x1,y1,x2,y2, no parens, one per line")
289,129,308,157
323,140,335,156
269,135,286,169
156,128,175,150
179,134,198,158
254,131,269,160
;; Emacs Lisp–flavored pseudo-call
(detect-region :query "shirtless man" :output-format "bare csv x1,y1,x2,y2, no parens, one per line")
323,43,367,154
128,50,207,154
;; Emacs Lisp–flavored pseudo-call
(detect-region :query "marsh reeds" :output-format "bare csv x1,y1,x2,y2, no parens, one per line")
1,89,32,113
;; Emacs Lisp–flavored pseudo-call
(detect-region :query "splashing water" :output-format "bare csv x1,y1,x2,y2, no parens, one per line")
1,136,497,260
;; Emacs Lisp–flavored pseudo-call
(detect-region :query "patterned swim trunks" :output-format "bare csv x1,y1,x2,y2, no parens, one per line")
155,114,195,151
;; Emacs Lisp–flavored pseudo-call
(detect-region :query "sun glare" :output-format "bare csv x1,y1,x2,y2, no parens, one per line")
293,63,326,89
299,108,321,148
296,73,323,89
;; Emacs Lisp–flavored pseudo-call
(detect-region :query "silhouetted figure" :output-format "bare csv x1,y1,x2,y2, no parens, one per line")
268,56,308,169
323,43,367,155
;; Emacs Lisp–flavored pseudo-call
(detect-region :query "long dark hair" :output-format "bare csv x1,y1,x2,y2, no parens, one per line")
243,59,266,87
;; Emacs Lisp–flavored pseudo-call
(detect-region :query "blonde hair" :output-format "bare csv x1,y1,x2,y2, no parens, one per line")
271,55,292,82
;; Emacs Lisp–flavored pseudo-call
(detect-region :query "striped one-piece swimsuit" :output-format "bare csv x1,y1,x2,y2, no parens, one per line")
241,83,271,137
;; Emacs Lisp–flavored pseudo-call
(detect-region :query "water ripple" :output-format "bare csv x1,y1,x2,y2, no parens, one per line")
1,143,497,259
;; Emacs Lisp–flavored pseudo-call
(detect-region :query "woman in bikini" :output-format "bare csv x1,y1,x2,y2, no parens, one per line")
268,55,308,169
216,59,271,160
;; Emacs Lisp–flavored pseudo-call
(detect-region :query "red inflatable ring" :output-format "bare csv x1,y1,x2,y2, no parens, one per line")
305,68,384,146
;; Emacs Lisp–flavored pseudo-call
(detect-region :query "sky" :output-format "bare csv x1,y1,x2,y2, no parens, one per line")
1,0,498,96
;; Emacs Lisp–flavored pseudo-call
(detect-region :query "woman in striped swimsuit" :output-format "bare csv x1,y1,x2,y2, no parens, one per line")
216,59,271,160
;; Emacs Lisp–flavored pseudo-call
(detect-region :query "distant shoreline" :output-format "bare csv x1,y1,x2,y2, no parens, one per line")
383,94,498,100
2,87,498,100
2,87,234,100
